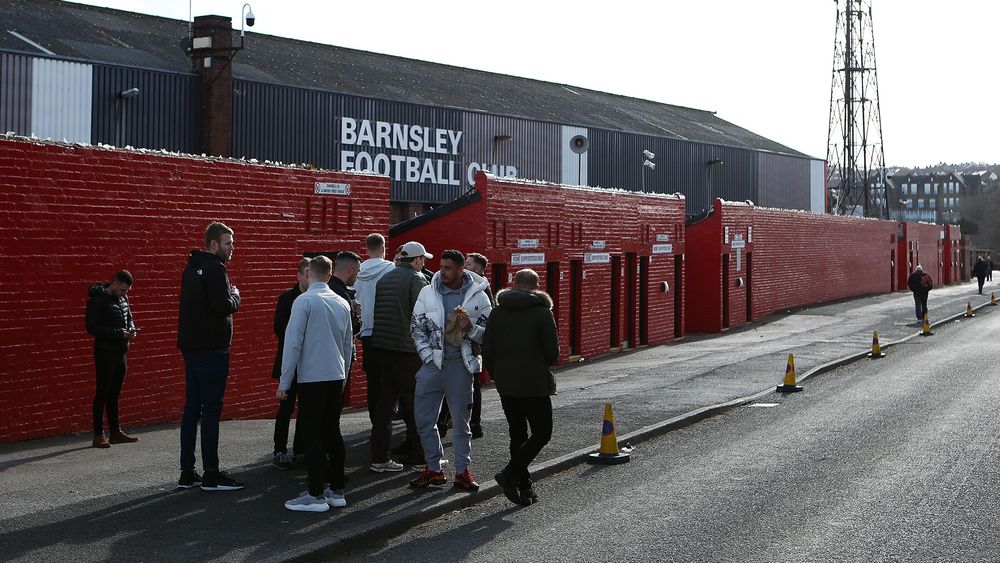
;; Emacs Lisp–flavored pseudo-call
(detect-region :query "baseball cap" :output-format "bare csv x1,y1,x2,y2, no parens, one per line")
400,241,433,259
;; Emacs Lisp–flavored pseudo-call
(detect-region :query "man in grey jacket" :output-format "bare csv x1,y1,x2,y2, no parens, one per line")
277,256,354,513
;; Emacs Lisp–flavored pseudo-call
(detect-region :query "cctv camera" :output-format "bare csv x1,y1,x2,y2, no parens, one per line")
245,10,255,26
643,150,655,160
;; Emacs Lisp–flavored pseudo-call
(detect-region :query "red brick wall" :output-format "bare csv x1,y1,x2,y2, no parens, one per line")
943,224,962,285
901,222,945,288
686,200,897,332
392,172,686,362
0,137,389,443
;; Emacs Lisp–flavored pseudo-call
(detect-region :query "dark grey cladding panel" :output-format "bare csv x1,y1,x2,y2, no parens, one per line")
757,152,811,211
459,112,561,188
0,52,31,135
91,64,200,152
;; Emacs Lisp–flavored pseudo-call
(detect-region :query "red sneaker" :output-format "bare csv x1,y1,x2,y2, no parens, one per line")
409,469,446,488
453,469,480,492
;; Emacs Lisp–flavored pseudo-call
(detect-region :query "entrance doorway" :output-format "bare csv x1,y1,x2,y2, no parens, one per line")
722,254,730,330
610,256,621,348
639,256,649,345
569,260,582,355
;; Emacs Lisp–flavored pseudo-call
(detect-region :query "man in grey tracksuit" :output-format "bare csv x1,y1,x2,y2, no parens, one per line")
277,255,354,513
409,249,491,491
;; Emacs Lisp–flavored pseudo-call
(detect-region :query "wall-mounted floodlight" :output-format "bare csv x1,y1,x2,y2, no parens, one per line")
118,87,140,99
643,150,655,160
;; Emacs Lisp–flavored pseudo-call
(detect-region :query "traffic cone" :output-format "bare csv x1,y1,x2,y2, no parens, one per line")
587,403,630,465
868,330,885,359
920,313,934,336
776,353,803,393
991,292,998,306
965,301,975,318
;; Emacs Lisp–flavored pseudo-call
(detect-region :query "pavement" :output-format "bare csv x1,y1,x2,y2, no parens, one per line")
2,279,998,562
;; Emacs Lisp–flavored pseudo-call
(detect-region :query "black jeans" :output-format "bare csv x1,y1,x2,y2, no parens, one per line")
977,276,986,293
93,348,127,434
370,348,423,462
273,378,301,455
362,337,380,427
913,292,929,322
499,395,553,485
297,379,345,496
180,349,229,472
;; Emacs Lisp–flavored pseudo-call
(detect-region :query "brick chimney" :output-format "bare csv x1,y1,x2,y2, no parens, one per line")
191,15,234,157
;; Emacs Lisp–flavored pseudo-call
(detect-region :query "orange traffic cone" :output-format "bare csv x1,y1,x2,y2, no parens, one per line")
991,292,998,306
587,403,630,465
965,302,975,318
776,353,803,393
868,330,885,359
920,313,934,336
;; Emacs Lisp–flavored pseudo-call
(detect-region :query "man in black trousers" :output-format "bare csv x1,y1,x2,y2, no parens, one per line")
484,268,560,505
270,258,309,469
86,270,139,448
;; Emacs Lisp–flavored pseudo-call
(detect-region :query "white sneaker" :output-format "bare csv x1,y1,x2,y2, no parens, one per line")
370,460,404,473
284,491,329,513
324,487,347,508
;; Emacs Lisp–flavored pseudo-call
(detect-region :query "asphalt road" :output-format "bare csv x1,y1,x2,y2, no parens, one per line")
339,302,1000,562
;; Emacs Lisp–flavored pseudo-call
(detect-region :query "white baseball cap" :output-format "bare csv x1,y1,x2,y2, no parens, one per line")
400,241,432,259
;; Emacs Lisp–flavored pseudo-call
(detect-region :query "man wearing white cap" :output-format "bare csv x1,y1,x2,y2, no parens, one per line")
367,241,432,471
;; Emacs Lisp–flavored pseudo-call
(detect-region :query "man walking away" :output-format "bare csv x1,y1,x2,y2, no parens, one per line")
270,258,309,469
973,257,988,295
907,264,933,323
86,270,139,448
410,249,492,492
368,241,431,471
177,221,244,491
278,256,354,512
484,269,559,506
355,234,396,428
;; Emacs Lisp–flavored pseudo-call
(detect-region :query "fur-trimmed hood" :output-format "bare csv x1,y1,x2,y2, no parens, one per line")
495,288,553,311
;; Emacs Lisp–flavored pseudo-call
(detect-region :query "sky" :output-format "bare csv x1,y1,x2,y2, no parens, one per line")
68,0,999,167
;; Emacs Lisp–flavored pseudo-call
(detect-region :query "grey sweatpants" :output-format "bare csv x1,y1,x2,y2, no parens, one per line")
414,357,474,472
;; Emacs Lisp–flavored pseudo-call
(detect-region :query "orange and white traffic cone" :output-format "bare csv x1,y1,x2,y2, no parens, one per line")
965,302,975,318
776,353,803,393
587,403,630,465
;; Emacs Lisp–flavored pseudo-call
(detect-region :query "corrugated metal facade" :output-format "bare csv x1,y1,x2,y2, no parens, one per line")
757,152,812,210
0,52,31,135
31,57,92,143
91,65,201,153
2,50,820,213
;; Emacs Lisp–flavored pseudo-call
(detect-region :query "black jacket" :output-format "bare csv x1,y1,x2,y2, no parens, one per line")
369,263,428,353
328,276,362,336
483,288,560,397
271,284,302,379
907,271,933,295
85,282,136,352
973,260,988,279
177,250,240,351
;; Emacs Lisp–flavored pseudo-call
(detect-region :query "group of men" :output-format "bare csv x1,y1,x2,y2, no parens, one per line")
268,233,560,511
85,221,560,511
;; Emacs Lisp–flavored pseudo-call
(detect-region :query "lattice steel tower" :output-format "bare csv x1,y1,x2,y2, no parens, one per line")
827,0,887,218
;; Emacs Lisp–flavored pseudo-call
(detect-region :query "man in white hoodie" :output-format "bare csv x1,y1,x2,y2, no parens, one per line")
409,249,492,492
276,255,354,513
354,234,396,427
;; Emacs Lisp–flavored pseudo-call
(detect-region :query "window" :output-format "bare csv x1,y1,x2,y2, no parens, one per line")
925,183,931,194
908,200,914,209
930,199,936,209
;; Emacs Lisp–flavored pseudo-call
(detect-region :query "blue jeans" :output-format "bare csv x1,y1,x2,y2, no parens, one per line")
180,350,230,472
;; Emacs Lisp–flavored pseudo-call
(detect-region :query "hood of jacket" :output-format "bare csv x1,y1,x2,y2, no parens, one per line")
357,258,395,281
187,249,224,268
88,282,109,297
430,269,487,299
496,288,553,311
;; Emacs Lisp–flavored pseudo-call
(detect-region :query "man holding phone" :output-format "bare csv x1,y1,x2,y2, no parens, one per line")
86,270,139,448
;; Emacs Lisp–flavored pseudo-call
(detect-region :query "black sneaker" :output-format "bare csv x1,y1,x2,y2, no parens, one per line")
177,470,202,489
470,424,484,439
495,470,530,506
272,451,293,470
200,470,245,491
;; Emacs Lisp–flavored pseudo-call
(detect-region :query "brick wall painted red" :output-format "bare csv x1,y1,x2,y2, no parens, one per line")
943,224,963,285
899,222,945,291
0,138,389,443
686,200,897,333
392,172,686,363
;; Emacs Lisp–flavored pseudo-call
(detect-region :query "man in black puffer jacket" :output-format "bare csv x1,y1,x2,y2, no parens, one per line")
86,270,138,449
484,268,560,506
176,221,244,492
